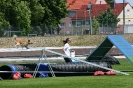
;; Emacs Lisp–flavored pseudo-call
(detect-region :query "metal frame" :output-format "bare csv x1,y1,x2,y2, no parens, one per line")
33,49,55,78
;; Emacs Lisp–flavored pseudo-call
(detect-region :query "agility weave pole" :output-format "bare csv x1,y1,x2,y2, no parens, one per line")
43,48,129,76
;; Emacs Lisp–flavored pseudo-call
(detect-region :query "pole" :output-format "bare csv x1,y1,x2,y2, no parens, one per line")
64,27,65,36
88,3,92,35
123,0,125,34
76,11,77,35
71,21,73,35
84,11,86,28
84,11,86,34
89,9,92,35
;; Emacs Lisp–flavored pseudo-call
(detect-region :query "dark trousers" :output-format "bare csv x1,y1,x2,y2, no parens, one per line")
64,57,72,63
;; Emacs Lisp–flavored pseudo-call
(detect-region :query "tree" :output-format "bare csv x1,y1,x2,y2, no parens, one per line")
0,12,10,36
92,18,99,35
39,0,69,25
0,0,31,36
8,1,31,35
0,1,10,36
105,0,115,3
25,0,45,26
36,0,69,34
0,0,31,35
0,0,69,36
96,7,120,33
16,0,69,35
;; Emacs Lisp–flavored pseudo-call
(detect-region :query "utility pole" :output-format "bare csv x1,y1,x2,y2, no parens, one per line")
76,11,77,35
88,2,92,35
84,11,86,34
123,0,125,34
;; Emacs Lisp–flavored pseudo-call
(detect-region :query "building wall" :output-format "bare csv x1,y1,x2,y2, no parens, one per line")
117,4,133,33
59,17,72,35
118,4,133,25
124,25,133,33
95,0,107,4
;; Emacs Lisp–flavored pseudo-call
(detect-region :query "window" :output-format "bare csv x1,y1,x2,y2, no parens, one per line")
60,23,66,28
86,21,89,25
69,22,72,27
68,11,77,18
100,1,102,4
128,20,131,25
76,21,81,27
127,9,130,16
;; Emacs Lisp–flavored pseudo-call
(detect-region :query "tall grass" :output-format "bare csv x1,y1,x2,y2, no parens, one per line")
1,34,133,48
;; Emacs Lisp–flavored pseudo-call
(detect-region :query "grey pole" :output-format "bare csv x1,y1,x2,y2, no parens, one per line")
123,0,125,34
88,2,92,35
90,9,93,35
84,11,86,34
76,11,77,35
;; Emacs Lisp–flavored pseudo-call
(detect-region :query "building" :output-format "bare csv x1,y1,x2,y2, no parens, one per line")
71,2,133,34
117,3,133,33
59,0,107,35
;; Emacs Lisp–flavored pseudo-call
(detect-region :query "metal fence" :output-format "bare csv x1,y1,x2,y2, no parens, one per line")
1,24,133,37
60,19,133,35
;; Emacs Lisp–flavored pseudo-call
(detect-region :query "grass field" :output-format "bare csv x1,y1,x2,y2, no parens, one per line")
0,59,133,88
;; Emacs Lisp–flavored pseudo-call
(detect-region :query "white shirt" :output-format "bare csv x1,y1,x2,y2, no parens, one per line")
63,43,71,56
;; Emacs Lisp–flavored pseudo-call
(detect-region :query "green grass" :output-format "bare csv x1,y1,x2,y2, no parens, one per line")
112,59,133,71
0,75,133,88
0,59,133,88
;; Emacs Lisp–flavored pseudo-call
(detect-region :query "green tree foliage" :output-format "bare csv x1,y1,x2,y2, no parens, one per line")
25,0,45,26
92,18,99,35
96,7,120,32
39,0,68,25
9,1,31,35
105,0,115,3
0,0,68,36
0,0,31,36
0,12,10,36
0,1,10,36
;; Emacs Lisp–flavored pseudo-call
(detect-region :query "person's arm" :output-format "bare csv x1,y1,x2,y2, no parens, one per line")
62,48,66,54
63,44,68,55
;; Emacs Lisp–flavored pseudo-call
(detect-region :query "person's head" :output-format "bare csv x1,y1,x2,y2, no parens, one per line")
63,38,71,44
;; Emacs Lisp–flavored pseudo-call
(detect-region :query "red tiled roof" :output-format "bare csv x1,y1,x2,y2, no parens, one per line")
72,3,128,20
67,0,96,10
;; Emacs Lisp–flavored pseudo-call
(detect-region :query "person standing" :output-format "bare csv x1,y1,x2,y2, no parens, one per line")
63,38,73,62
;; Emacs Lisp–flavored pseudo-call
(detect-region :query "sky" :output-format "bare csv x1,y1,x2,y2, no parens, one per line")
115,0,133,6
